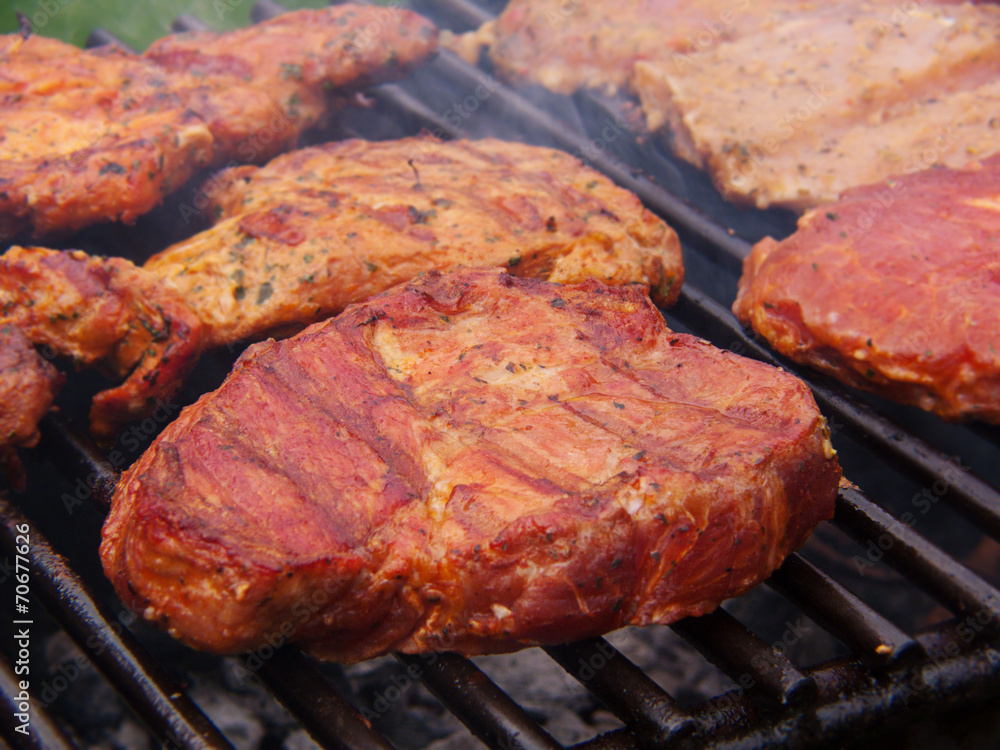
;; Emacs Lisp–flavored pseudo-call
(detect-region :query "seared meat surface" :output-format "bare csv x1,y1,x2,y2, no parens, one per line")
1,137,682,448
0,247,203,441
0,6,437,237
148,136,683,346
0,325,62,489
734,154,1000,422
102,268,840,662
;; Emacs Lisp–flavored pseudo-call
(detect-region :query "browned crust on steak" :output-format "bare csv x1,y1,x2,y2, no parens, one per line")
0,6,437,236
146,136,684,347
102,268,839,662
0,247,203,440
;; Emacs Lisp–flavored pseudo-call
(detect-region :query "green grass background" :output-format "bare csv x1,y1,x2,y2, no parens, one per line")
0,0,335,49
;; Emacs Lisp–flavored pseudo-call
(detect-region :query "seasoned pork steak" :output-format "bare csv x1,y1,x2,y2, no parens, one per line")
0,247,203,441
102,268,840,662
0,325,62,488
734,155,1000,422
0,6,437,237
453,1,1000,211
146,136,683,346
447,0,832,96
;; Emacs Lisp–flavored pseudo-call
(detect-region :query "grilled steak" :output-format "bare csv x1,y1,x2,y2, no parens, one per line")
634,2,1000,209
147,136,683,346
102,268,840,662
0,6,437,238
0,247,203,440
447,0,831,96
734,154,1000,422
0,325,62,489
1,136,682,448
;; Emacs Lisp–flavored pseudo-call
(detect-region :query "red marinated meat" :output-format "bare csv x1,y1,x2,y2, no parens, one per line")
103,268,840,662
734,154,1000,422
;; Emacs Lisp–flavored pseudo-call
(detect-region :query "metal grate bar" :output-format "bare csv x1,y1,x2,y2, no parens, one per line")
365,83,462,139
544,637,694,747
670,287,1000,542
84,28,128,49
395,652,563,750
671,609,817,708
0,500,234,750
256,649,397,750
250,0,287,23
37,415,116,509
569,729,638,750
411,0,494,30
834,485,1000,629
172,13,211,33
571,632,1000,749
687,635,1000,749
767,553,923,667
0,656,79,750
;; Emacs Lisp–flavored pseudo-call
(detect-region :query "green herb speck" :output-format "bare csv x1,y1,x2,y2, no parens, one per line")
280,63,303,81
256,282,273,305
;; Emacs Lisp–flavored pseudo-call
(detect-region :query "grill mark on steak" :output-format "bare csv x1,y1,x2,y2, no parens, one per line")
102,268,839,662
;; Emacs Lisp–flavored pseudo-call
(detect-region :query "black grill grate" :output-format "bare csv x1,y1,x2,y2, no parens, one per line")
3,1,1000,748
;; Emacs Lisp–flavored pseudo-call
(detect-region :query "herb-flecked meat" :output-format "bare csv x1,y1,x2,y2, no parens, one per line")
451,1,1000,210
146,136,683,346
0,136,682,451
0,6,437,237
102,268,840,662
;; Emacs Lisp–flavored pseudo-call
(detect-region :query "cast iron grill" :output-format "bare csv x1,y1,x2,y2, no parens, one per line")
3,1,1000,748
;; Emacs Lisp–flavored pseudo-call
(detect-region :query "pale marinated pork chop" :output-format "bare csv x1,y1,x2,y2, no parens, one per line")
451,1,999,211
448,0,971,97
446,0,832,96
734,155,1000,422
634,2,1000,209
101,268,840,662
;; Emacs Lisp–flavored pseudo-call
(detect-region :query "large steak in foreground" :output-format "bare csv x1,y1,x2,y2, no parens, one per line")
102,269,840,662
